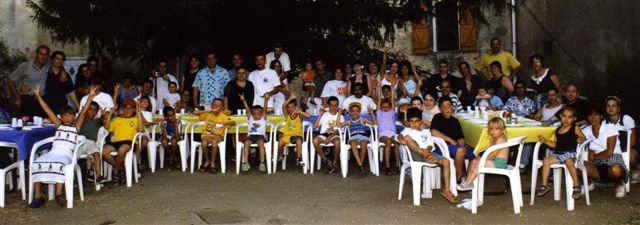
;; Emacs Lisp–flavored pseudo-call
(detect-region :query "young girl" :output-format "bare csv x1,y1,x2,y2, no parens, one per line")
340,103,376,176
30,86,96,208
137,96,154,171
302,62,315,106
117,74,139,104
163,82,181,110
536,107,586,199
457,117,509,191
533,89,563,126
377,90,399,175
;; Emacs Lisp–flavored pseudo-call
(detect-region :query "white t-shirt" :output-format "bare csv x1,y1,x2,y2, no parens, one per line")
248,117,268,136
341,95,377,115
401,127,434,150
582,121,622,154
606,115,636,131
318,111,344,134
80,92,114,118
321,80,347,104
163,92,181,109
153,74,178,109
266,52,291,72
141,111,153,123
248,68,281,107
135,94,157,114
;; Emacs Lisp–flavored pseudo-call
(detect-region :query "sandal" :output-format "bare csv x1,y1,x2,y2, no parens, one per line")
199,164,210,173
384,167,391,175
440,191,459,204
572,186,582,200
392,167,400,175
210,166,218,174
536,185,551,197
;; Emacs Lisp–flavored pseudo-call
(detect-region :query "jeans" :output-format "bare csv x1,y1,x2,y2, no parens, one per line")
519,144,534,167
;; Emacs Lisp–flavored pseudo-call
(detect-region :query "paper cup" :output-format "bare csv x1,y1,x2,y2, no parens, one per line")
11,118,17,127
180,108,186,114
237,109,242,115
215,123,224,128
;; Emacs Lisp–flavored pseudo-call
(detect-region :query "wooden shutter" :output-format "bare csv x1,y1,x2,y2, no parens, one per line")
459,9,477,52
412,19,430,55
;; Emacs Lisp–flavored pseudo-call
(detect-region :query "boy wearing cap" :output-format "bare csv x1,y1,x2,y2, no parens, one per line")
339,102,376,175
195,98,236,174
102,98,145,184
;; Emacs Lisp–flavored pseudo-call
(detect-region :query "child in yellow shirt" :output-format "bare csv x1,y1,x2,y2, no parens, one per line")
277,93,311,167
102,98,144,185
195,98,235,173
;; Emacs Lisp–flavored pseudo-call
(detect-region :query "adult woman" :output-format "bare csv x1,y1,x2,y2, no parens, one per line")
44,51,79,113
530,54,561,107
605,96,638,182
270,60,289,112
367,62,381,97
74,64,93,99
223,67,254,115
423,92,440,121
583,106,628,198
321,68,347,106
533,89,563,125
381,62,399,93
347,63,370,96
181,54,201,93
457,61,483,109
397,63,422,99
488,61,514,102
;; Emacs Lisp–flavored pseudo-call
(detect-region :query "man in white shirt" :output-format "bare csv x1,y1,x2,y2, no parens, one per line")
265,43,291,72
79,78,113,118
248,55,283,108
341,83,376,116
135,80,157,114
151,60,178,110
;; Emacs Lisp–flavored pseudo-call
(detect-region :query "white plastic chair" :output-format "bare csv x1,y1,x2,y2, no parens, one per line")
339,125,378,177
28,136,86,208
271,121,312,174
618,127,632,193
0,142,25,208
530,140,593,211
234,122,274,174
309,128,344,174
102,132,141,187
471,136,526,214
95,127,110,191
147,120,191,172
397,136,457,206
189,121,228,174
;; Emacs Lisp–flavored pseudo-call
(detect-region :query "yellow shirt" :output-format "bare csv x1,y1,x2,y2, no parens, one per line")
475,50,521,80
283,114,303,137
200,112,229,137
109,116,139,142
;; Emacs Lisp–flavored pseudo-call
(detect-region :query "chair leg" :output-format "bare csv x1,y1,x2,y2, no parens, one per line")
398,164,407,200
272,145,279,174
564,169,574,211
553,168,562,201
530,165,539,205
65,171,74,208
178,141,188,172
133,154,139,183
48,184,54,200
422,167,432,199
125,151,133,187
236,143,242,175
472,177,479,214
582,168,590,205
159,146,165,169
19,161,26,200
302,144,309,174
218,143,226,174
265,144,271,175
0,171,5,208
147,142,157,173
190,145,197,174
340,147,349,178
75,167,84,202
509,177,520,214
410,164,422,206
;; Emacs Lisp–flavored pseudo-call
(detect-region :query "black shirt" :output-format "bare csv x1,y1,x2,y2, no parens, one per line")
458,75,483,108
565,98,589,122
313,71,333,98
183,70,198,91
44,69,75,113
224,80,255,115
349,74,369,95
430,113,465,140
423,73,461,97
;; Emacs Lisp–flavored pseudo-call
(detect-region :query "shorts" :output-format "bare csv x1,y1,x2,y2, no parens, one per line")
106,140,131,151
281,135,303,145
550,151,577,164
490,157,508,169
349,134,370,142
378,130,396,139
304,82,316,87
593,154,628,183
410,149,444,164
434,144,476,160
317,133,339,141
247,135,266,144
78,139,99,155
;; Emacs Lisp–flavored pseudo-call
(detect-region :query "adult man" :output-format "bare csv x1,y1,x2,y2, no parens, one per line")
227,53,244,81
437,80,463,113
425,59,460,97
135,80,157,113
503,81,537,169
475,37,521,81
563,84,589,124
79,78,114,118
341,83,377,117
192,52,230,108
265,43,291,72
87,55,104,79
9,45,50,116
151,59,179,110
248,55,283,109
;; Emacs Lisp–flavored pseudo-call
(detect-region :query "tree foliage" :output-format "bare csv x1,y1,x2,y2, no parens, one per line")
28,0,509,69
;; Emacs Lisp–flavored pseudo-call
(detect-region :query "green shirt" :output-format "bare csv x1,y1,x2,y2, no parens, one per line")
80,118,101,141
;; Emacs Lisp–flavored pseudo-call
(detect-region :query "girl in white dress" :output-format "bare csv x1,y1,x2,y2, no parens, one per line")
30,86,97,208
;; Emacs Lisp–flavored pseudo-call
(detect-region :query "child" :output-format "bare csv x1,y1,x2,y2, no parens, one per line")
161,106,182,170
474,86,504,110
195,98,236,173
29,86,95,208
278,93,311,167
536,107,586,199
77,96,107,184
312,96,344,174
239,93,269,172
163,82,181,110
398,107,458,203
117,73,138,103
102,98,145,184
340,102,376,175
410,96,431,128
377,96,400,175
178,90,193,113
137,95,154,170
302,62,316,105
457,117,509,191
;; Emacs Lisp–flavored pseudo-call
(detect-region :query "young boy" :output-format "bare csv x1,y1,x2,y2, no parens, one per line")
410,96,431,128
161,106,181,170
78,99,107,184
474,86,504,110
398,107,458,203
340,102,376,175
239,93,269,172
195,98,235,173
102,98,145,184
278,93,311,167
312,96,344,174
163,82,181,110
430,96,475,181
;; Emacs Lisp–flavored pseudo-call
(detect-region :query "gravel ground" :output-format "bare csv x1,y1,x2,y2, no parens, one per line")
1,163,639,225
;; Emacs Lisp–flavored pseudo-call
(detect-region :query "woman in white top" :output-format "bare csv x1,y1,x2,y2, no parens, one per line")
398,63,422,100
582,106,628,198
321,68,348,107
604,96,638,182
533,89,563,125
423,93,440,121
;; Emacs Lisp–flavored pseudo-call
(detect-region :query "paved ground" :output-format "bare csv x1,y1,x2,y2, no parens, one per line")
1,163,639,225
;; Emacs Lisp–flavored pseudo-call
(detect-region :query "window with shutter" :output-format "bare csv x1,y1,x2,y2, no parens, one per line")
412,19,430,55
459,8,478,52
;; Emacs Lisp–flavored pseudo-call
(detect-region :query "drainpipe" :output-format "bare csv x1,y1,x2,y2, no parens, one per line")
511,0,517,56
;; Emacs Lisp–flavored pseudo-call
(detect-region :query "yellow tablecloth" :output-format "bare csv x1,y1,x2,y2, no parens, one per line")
457,116,556,155
153,115,286,134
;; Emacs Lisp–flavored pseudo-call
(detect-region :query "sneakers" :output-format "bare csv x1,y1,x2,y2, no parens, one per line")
355,165,365,176
457,180,474,191
615,185,626,198
259,162,266,172
296,157,304,167
241,162,251,172
588,182,595,191
96,176,107,184
325,160,337,174
631,171,640,184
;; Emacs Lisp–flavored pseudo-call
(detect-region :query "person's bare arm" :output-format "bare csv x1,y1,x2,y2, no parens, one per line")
538,135,556,148
68,91,80,109
511,65,522,78
33,86,61,126
266,85,283,97
533,108,543,121
263,94,270,119
8,80,21,108
136,102,144,132
313,108,325,129
368,106,377,125
630,128,637,149
595,135,617,160
75,86,99,130
431,129,456,145
239,93,252,119
192,87,200,107
576,126,587,144
103,105,118,130
112,83,121,104
502,77,514,94
550,74,562,93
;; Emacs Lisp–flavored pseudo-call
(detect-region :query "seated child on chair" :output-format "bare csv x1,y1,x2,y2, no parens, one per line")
278,93,311,168
195,98,235,174
312,96,344,174
339,102,376,176
240,93,269,172
161,106,182,170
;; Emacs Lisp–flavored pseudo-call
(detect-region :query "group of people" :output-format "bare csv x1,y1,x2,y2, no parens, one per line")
3,38,637,208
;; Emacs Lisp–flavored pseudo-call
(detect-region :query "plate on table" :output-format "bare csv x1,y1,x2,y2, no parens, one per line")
0,124,9,127
0,126,11,130
524,122,542,126
505,123,525,127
